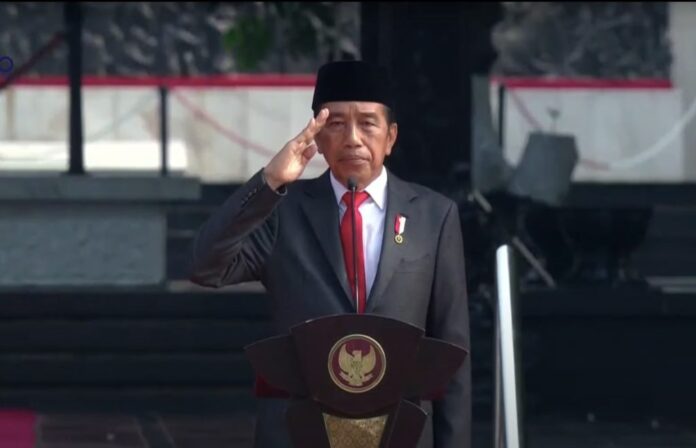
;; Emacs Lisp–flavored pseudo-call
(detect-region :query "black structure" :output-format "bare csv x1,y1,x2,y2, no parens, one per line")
361,2,502,189
65,2,85,175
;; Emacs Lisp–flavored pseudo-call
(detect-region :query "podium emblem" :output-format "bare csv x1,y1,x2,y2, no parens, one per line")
328,334,386,393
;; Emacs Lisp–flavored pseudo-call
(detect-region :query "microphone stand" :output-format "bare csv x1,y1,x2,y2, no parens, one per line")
348,177,359,313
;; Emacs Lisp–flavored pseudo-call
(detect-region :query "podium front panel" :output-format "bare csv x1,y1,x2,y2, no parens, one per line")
290,314,424,416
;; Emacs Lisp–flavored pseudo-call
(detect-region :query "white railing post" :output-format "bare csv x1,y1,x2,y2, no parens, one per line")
493,244,525,448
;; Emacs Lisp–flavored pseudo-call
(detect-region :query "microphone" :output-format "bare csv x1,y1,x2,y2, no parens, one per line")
347,176,359,313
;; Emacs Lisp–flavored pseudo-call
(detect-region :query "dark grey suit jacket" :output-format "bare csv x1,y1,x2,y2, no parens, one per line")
190,168,471,448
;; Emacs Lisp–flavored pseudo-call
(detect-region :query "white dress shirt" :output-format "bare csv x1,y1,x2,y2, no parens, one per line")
329,167,388,300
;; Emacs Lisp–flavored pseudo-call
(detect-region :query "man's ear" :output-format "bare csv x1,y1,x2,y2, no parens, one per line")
385,123,398,156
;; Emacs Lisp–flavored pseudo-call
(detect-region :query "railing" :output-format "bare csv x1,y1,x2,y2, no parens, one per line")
0,3,174,177
0,77,323,179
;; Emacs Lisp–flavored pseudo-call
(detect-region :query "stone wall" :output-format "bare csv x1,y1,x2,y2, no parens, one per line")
491,2,671,78
0,175,200,288
0,2,360,76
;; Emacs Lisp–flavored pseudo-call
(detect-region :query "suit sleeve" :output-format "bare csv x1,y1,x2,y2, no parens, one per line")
428,201,471,448
189,169,284,288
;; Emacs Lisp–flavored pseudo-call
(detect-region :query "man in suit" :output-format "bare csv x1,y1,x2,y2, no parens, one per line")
190,60,470,448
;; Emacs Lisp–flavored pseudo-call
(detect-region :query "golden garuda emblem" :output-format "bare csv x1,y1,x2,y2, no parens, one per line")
328,334,386,393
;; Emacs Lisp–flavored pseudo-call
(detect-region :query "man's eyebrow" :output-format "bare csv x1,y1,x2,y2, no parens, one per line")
327,111,380,118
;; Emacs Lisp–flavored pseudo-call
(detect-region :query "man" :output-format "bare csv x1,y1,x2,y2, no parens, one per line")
190,60,470,448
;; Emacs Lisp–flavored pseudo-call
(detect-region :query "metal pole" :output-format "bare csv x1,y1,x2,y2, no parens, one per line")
497,82,506,149
494,244,525,448
65,2,85,175
159,85,169,176
493,309,504,448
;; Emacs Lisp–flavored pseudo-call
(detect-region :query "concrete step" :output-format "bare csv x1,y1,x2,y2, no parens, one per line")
30,413,696,448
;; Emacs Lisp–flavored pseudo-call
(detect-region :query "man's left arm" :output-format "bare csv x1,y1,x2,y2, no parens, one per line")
427,201,471,448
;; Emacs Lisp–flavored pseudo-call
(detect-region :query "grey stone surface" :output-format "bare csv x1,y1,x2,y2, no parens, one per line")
0,2,360,76
0,175,200,288
0,204,166,287
491,3,672,78
0,174,201,201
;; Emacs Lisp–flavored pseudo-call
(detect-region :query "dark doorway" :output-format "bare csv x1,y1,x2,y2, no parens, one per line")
361,2,502,190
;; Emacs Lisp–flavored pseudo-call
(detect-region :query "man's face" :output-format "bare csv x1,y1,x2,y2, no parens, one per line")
315,101,398,190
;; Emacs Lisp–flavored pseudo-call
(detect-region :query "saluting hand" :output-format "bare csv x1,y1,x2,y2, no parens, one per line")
263,108,329,191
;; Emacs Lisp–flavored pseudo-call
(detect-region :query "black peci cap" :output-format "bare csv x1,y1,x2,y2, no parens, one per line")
311,60,395,113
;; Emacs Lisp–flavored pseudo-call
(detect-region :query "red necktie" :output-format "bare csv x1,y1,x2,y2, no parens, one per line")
340,191,370,313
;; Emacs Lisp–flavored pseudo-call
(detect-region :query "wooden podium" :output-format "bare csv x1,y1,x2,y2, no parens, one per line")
246,314,467,448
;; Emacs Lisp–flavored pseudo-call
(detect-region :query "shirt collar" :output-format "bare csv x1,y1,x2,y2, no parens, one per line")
329,167,388,210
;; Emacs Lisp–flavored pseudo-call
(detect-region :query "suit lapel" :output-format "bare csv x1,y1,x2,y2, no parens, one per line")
366,171,418,312
299,171,355,310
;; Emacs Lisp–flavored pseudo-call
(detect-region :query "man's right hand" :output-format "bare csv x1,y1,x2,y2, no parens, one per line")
263,108,329,191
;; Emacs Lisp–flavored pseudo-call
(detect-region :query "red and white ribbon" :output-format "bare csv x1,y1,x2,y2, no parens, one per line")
394,214,406,236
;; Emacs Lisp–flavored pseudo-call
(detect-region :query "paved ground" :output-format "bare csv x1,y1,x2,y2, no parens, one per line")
24,413,696,448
